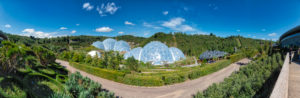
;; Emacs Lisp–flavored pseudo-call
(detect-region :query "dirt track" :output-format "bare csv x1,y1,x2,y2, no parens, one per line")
56,58,251,98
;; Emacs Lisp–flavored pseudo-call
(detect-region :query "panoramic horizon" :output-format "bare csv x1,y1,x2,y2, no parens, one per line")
1,1,300,98
1,0,300,40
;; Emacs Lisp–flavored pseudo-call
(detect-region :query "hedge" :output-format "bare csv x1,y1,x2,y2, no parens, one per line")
123,74,164,86
162,73,187,85
70,62,125,82
188,60,231,79
69,59,241,86
229,53,245,63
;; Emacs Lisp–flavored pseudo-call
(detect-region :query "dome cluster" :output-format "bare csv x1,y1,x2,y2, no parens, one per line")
92,38,130,52
124,41,185,65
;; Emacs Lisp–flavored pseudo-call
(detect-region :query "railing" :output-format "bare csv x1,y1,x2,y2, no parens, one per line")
270,53,290,98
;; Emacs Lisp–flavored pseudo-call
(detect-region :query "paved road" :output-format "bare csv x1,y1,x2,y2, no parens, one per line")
56,58,251,98
288,62,300,98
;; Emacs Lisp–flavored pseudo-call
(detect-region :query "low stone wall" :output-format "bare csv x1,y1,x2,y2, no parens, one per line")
270,53,289,98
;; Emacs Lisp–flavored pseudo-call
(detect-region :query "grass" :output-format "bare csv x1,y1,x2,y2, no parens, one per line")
69,59,234,86
38,68,56,76
0,76,26,97
38,81,61,92
0,84,26,97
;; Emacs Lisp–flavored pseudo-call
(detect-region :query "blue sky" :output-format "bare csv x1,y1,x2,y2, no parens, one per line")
0,0,300,40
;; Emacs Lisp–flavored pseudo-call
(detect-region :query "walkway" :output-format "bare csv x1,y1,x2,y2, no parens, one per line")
288,61,300,98
56,58,251,98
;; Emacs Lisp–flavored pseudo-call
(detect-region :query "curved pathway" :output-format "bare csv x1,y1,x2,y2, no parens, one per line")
289,61,300,98
56,58,251,98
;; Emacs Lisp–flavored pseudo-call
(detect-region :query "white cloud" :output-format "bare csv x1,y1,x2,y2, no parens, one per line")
96,2,119,16
118,31,124,34
162,17,195,32
236,29,240,32
83,2,94,11
21,28,57,38
23,29,35,33
76,24,80,26
268,32,277,37
60,27,67,30
125,21,135,25
162,17,185,27
4,24,11,28
163,11,168,15
180,25,194,31
262,28,266,32
71,30,76,34
143,22,162,29
95,27,113,32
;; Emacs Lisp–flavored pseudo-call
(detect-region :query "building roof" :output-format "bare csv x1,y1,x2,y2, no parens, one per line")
279,25,300,41
0,32,8,40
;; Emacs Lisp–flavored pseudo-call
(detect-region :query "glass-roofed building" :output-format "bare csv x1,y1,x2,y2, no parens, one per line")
199,50,228,63
92,38,131,52
280,26,300,48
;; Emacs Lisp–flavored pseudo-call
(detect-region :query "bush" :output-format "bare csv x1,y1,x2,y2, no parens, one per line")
70,62,125,82
125,57,139,72
229,53,245,63
33,46,56,66
162,73,187,85
188,60,231,79
65,72,115,98
195,53,283,98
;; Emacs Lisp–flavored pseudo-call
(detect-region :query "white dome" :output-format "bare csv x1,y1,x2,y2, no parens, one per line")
92,38,131,52
124,47,143,61
88,50,101,58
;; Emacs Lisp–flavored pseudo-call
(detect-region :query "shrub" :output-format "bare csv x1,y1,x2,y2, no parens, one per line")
195,53,283,98
33,46,56,66
188,60,231,79
65,72,115,98
229,53,245,63
70,62,125,82
162,73,186,85
125,57,139,72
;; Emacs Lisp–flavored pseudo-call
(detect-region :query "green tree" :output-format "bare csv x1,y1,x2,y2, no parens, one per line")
125,57,139,72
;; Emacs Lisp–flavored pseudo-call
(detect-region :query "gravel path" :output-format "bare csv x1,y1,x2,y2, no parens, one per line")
56,58,251,98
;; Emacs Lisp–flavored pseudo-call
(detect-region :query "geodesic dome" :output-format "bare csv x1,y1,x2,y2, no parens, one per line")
124,47,143,61
169,47,186,61
92,41,105,50
114,40,131,52
124,41,185,65
92,38,130,52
